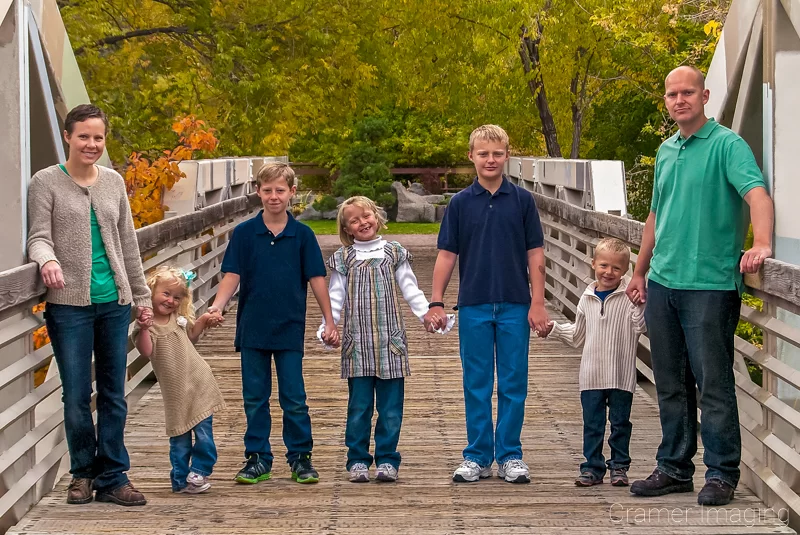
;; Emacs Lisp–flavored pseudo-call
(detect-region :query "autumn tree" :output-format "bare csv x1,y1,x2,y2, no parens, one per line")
125,115,219,227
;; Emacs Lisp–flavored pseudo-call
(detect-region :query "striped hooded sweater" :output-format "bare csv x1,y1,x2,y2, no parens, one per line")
550,276,646,393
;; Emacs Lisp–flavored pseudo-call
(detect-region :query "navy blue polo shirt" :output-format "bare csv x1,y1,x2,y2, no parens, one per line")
221,211,326,352
437,177,544,307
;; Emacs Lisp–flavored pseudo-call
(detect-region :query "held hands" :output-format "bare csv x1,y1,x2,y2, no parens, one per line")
626,274,647,305
321,323,340,348
41,260,65,289
198,312,224,330
740,244,772,274
424,306,447,333
206,306,225,326
528,303,550,336
137,306,153,323
538,321,554,338
135,307,153,330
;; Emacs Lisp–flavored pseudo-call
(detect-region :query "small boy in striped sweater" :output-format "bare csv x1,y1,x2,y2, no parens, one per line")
542,237,646,487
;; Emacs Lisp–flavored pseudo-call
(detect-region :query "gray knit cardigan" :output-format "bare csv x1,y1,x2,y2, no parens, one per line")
27,164,151,308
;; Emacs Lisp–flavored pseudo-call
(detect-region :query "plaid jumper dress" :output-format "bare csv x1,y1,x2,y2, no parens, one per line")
328,241,412,380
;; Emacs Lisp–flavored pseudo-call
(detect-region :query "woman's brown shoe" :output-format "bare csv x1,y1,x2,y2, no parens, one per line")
95,482,147,506
66,478,94,504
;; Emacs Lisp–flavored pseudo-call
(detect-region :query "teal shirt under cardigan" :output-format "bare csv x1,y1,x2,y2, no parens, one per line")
58,164,119,303
649,119,767,292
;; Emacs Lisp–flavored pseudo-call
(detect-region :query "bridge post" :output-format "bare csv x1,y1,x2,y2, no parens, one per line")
0,0,36,530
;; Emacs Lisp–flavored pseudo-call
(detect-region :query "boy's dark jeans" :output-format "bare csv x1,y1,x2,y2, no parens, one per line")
580,389,633,478
240,348,313,465
645,280,742,488
44,302,132,492
345,377,404,470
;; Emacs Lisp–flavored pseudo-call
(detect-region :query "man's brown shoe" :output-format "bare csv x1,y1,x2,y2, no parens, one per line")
95,483,147,506
66,478,93,504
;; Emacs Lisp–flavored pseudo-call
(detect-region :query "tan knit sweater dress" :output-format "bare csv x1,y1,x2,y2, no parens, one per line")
134,314,226,437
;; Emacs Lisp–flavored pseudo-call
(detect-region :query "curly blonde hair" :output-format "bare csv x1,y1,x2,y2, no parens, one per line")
336,196,388,246
146,266,195,322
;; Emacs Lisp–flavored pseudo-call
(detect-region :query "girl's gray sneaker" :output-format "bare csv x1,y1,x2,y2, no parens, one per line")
375,463,398,482
349,463,369,483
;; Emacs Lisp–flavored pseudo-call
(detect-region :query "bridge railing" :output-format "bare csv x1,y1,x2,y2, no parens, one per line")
508,167,800,528
0,193,260,532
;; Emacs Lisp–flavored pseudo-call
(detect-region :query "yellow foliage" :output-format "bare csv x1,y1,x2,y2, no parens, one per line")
125,115,219,228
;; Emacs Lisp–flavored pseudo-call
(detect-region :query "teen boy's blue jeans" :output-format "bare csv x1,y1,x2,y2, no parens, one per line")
240,348,313,465
580,389,633,479
345,376,404,470
44,302,132,493
645,280,742,488
458,302,530,467
169,416,217,491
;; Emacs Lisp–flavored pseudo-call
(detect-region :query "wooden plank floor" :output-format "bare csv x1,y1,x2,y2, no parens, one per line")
9,235,794,534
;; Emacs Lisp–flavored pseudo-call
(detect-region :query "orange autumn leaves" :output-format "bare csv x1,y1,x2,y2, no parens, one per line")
125,116,219,228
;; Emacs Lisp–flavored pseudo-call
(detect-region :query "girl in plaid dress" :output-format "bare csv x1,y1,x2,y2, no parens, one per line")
319,196,452,483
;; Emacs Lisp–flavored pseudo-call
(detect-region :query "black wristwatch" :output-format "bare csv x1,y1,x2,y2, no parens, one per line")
428,301,445,309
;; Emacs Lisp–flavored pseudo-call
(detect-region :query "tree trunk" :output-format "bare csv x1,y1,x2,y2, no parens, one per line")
569,48,592,159
518,1,562,158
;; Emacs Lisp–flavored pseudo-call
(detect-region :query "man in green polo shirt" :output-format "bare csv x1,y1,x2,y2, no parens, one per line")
626,66,774,506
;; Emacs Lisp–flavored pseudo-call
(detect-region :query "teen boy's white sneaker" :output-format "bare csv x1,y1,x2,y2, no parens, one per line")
349,463,370,483
452,460,492,483
375,463,398,482
498,459,530,484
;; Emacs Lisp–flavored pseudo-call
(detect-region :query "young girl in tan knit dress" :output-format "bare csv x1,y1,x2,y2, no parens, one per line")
134,266,226,494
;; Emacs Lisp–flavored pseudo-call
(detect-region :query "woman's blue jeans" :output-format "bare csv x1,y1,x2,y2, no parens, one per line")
44,302,132,492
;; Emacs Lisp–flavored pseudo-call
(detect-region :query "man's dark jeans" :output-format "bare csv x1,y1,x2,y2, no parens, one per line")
645,280,742,488
44,302,132,492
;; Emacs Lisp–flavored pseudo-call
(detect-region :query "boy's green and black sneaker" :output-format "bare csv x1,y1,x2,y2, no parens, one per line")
291,454,319,484
235,454,272,484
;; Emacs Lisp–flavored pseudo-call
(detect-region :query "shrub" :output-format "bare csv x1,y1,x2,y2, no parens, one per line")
313,194,338,212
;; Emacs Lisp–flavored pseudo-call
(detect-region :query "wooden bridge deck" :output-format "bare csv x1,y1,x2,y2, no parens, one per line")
8,235,793,534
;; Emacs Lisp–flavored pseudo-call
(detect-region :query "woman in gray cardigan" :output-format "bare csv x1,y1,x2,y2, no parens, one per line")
27,104,152,507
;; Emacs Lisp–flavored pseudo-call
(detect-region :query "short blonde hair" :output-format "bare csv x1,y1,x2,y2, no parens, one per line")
146,266,195,322
469,124,510,152
336,196,388,246
256,162,295,189
594,237,631,265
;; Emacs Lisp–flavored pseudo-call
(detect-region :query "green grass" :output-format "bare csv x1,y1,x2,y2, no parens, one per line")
303,220,440,235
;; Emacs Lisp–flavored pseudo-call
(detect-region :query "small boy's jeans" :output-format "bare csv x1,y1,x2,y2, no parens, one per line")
458,302,530,467
240,348,313,465
169,415,216,491
580,389,633,479
345,376,404,470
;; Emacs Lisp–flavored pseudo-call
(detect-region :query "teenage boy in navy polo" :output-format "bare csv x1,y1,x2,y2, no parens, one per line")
208,162,339,485
425,125,549,484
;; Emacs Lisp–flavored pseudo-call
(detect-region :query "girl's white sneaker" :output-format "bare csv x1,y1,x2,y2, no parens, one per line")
375,463,398,482
349,463,369,483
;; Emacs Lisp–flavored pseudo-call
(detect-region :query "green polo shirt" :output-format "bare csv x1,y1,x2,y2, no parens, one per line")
649,119,766,291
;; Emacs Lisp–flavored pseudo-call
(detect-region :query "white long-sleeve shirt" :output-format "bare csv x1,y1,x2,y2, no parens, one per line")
550,276,646,393
327,237,429,325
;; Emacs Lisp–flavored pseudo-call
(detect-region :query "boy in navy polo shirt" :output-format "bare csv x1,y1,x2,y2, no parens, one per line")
424,125,548,484
208,162,339,485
